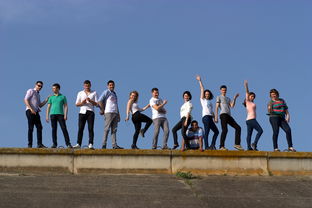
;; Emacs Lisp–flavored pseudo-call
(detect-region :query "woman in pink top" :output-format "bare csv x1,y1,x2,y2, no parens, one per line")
243,80,263,151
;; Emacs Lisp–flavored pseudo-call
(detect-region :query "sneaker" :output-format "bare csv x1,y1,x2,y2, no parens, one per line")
73,144,81,149
251,143,258,151
102,144,107,149
51,144,57,148
67,144,73,149
140,129,145,138
113,145,124,149
88,144,94,150
152,146,157,150
288,147,296,152
219,147,228,151
37,144,47,148
162,146,171,150
234,145,244,151
274,148,280,152
172,144,179,150
131,144,139,149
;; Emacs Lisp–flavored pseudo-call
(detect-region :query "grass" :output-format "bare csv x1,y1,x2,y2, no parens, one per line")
176,171,196,180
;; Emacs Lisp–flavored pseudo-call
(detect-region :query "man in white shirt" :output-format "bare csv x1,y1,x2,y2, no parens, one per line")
73,80,98,149
149,88,170,149
98,80,123,149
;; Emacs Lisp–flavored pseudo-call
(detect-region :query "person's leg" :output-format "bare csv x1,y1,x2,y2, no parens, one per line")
102,113,113,147
131,112,141,146
140,113,153,134
199,138,203,151
172,119,183,146
181,117,191,141
152,118,161,148
269,117,280,150
252,119,263,147
280,119,293,148
208,116,219,148
87,111,95,145
246,120,253,149
220,114,229,148
162,118,170,148
110,113,119,147
26,110,35,147
58,115,71,146
77,113,87,146
33,113,43,146
50,114,58,146
227,116,241,145
202,115,210,149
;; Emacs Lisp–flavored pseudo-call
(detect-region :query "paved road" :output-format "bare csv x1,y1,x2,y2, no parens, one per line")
0,174,312,208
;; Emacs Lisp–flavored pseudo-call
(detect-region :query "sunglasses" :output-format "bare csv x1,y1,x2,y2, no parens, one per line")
37,84,43,88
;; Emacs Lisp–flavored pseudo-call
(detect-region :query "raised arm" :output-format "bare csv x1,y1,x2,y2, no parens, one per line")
230,93,239,108
196,75,205,99
244,80,250,101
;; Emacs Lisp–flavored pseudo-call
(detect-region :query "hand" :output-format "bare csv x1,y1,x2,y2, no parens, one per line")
244,80,248,86
214,117,218,123
163,100,168,105
117,114,121,122
234,93,240,99
125,117,129,122
82,99,87,104
64,115,67,121
199,148,204,152
86,98,91,102
30,109,36,115
286,116,290,123
196,75,201,81
100,111,104,115
46,117,49,123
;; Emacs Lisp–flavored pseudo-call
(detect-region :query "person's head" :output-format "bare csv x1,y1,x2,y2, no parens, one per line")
129,91,139,102
183,91,192,102
151,88,159,98
220,85,227,96
203,89,214,100
107,80,115,91
83,80,91,91
243,92,256,107
270,89,280,100
190,120,199,131
35,81,43,91
52,83,60,94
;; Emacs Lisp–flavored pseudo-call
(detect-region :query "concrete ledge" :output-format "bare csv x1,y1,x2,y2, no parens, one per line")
1,148,312,176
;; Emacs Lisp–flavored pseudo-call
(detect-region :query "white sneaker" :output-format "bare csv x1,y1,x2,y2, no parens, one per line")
73,144,81,149
88,143,94,149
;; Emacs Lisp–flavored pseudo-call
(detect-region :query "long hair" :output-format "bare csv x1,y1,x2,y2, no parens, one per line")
129,91,139,102
243,92,256,107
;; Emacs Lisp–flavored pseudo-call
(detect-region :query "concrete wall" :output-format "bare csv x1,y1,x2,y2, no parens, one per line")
1,148,312,176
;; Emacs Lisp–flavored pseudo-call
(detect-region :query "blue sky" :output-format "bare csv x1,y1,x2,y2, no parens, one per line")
0,0,311,151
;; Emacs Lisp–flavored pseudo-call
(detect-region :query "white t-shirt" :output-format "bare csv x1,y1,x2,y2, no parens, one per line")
75,90,98,114
180,101,193,118
99,90,118,114
200,98,213,117
149,97,166,119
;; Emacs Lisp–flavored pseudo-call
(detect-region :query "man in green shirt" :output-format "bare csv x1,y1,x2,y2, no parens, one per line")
46,83,72,148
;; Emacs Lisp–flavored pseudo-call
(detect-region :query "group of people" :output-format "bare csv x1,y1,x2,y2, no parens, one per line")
24,76,296,152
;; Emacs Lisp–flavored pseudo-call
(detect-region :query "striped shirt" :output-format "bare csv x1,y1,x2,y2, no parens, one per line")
269,99,288,117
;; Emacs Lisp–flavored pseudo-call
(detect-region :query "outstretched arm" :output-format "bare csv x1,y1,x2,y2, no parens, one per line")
196,75,205,99
230,94,239,108
141,104,150,111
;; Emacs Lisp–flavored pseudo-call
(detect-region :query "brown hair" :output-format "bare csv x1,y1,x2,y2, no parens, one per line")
270,89,279,98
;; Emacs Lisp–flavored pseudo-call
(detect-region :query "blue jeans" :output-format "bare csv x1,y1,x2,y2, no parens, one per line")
246,119,263,149
202,115,219,149
269,116,293,149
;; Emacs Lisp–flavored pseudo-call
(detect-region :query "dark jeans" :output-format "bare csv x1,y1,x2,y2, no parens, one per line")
172,117,191,145
26,109,43,146
131,111,153,145
220,113,241,148
246,119,263,149
77,111,95,145
202,115,219,149
50,114,71,146
269,116,293,149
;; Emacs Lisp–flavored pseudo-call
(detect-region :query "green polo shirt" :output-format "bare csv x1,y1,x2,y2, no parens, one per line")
48,94,67,115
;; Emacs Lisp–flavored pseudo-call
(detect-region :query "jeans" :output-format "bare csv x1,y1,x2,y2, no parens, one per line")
220,113,241,148
77,111,95,146
172,117,191,145
50,114,71,146
269,116,293,149
132,111,153,145
246,119,263,149
102,113,119,147
152,117,169,148
202,115,219,149
26,109,43,146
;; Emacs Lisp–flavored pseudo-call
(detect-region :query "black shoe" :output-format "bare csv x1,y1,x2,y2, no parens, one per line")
131,144,139,149
251,143,259,151
28,145,32,148
209,145,216,150
67,144,73,149
37,144,47,148
247,147,253,151
172,144,179,150
162,146,171,150
51,144,57,148
102,144,107,149
113,145,124,149
152,146,157,150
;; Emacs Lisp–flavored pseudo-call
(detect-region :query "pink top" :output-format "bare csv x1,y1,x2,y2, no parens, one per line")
246,100,256,120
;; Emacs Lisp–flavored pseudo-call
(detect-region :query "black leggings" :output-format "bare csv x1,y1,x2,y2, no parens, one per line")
131,111,153,145
220,113,241,148
269,116,293,149
172,117,191,145
77,111,95,145
51,114,71,146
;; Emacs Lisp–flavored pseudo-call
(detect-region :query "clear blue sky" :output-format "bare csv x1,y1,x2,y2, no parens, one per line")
0,0,311,151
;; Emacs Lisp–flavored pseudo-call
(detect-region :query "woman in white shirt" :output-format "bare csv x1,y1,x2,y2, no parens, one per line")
125,91,152,149
196,75,219,150
172,91,193,150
